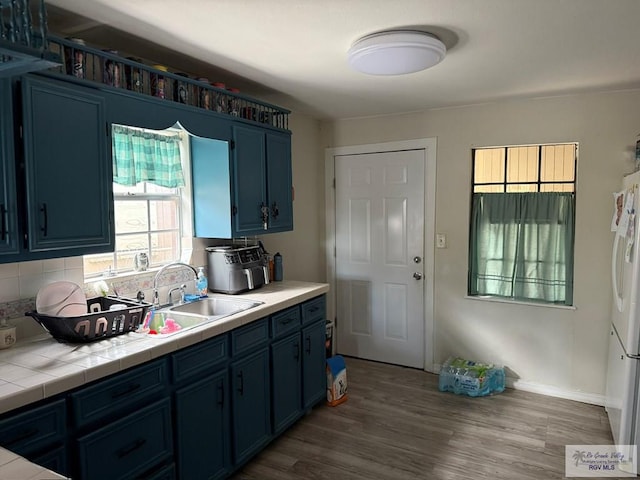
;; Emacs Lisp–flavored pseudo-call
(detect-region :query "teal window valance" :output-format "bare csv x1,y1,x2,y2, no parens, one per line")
468,192,575,305
112,125,185,188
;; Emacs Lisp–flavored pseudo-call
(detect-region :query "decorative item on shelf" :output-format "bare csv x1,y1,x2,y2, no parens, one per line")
151,64,169,99
174,72,190,104
125,57,143,93
64,37,86,78
134,252,149,272
102,49,121,87
242,106,256,121
212,82,227,113
196,77,211,109
259,109,272,124
227,87,240,116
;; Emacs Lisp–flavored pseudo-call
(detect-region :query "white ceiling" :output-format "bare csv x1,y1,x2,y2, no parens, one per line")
43,0,640,120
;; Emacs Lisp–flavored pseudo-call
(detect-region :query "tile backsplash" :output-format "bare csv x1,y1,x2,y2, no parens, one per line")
0,237,218,342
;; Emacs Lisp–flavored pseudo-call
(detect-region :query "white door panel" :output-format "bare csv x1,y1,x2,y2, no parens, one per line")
335,150,425,368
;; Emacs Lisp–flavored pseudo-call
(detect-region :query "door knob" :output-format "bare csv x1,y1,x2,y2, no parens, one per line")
413,272,423,280
413,256,422,264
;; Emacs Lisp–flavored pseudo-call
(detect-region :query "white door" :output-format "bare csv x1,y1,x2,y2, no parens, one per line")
335,149,425,368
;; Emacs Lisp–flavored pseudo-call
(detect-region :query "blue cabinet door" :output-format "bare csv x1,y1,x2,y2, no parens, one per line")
21,75,113,255
302,320,327,409
0,79,19,258
271,333,302,435
174,370,229,480
232,125,267,235
230,348,271,466
266,132,293,233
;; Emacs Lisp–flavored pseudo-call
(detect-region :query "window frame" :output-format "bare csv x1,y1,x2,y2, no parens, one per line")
83,124,193,279
468,142,578,306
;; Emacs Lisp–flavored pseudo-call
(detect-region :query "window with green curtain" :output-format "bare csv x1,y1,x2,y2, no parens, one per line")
468,143,577,306
112,124,185,188
468,192,575,305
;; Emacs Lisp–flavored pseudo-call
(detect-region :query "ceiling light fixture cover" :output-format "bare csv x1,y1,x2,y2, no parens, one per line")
348,30,446,76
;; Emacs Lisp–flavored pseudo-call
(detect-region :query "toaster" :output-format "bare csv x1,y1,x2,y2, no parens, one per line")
206,245,269,294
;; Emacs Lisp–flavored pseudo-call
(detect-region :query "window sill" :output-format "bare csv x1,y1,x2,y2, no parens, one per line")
465,295,576,311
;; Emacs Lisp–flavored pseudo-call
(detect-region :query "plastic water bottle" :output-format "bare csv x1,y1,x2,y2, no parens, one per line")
196,267,208,297
274,253,283,281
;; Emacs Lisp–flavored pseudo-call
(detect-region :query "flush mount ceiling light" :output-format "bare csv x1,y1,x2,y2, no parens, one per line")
348,30,446,76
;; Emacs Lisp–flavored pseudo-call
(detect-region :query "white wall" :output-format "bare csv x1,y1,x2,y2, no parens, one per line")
319,89,640,402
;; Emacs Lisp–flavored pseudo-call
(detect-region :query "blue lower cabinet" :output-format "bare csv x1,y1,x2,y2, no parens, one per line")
144,463,176,480
76,398,173,480
174,370,229,480
30,444,67,476
302,319,327,409
271,333,302,435
0,398,66,466
230,348,271,466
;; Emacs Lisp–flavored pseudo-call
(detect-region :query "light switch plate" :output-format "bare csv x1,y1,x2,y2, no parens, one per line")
436,233,446,248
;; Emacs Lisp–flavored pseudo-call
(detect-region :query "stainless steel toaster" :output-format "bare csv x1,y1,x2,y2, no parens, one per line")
206,245,269,294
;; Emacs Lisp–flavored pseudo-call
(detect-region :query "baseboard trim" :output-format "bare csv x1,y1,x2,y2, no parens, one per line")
429,363,605,406
506,378,605,406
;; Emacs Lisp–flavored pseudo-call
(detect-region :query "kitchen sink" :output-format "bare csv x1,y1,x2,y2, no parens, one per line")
146,295,263,336
168,296,262,316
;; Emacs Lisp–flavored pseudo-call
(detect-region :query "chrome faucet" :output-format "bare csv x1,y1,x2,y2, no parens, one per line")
168,284,187,305
153,262,198,308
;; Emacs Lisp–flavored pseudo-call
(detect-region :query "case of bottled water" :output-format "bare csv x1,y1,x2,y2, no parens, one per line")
438,356,505,397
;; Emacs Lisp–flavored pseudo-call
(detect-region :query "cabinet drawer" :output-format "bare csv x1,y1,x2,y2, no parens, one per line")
270,305,301,339
231,317,269,356
171,334,228,383
0,398,66,456
76,398,173,480
145,463,176,480
301,295,326,325
71,359,168,428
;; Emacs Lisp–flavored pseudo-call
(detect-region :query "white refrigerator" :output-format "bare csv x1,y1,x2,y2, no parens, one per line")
606,169,640,455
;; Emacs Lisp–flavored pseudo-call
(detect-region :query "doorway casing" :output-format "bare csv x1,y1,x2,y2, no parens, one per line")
325,138,437,372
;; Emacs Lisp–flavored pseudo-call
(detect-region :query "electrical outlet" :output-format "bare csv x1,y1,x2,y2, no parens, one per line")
436,233,446,248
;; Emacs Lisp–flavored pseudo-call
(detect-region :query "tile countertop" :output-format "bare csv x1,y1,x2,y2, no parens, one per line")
0,280,329,415
0,280,328,480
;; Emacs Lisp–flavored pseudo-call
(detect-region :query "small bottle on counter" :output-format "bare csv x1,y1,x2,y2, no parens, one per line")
274,252,283,281
196,266,208,297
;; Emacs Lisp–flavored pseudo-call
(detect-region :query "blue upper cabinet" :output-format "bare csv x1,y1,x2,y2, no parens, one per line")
21,75,113,255
232,125,268,234
192,122,293,239
231,124,293,237
265,132,293,233
0,79,19,258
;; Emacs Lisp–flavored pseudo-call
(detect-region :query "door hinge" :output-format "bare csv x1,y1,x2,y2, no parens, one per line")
231,205,237,216
106,122,110,137
334,245,336,257
332,178,336,189
230,140,235,150
19,125,23,140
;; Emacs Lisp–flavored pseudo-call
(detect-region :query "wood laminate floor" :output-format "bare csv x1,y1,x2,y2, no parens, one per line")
230,357,614,480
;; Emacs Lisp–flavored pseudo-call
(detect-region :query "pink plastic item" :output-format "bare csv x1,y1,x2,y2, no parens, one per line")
159,318,182,334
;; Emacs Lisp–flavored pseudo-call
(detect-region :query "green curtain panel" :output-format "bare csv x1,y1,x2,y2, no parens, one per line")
112,125,185,188
469,192,575,305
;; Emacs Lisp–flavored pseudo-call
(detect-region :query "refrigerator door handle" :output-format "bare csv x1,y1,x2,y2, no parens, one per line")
612,233,624,312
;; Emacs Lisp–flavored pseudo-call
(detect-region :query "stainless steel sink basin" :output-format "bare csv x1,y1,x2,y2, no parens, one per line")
147,295,263,336
168,296,262,316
